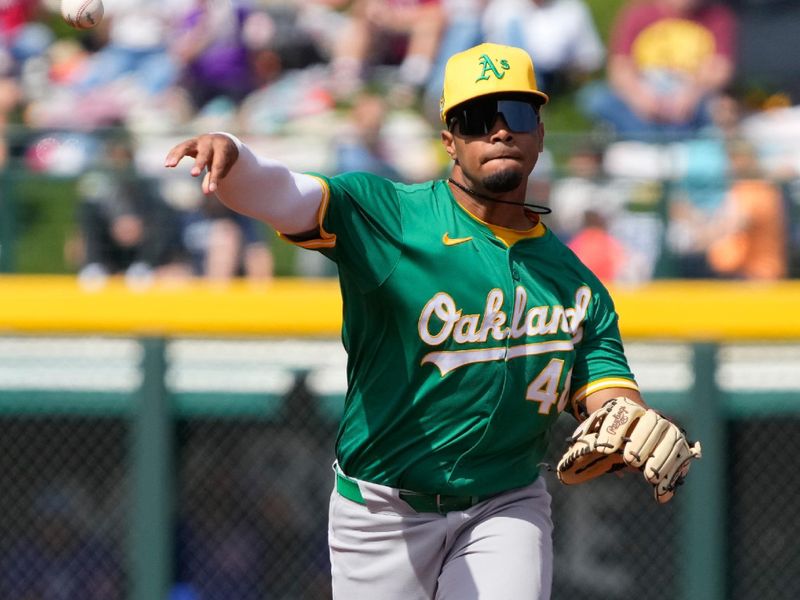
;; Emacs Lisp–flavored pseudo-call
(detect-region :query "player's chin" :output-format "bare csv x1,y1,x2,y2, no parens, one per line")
482,166,524,193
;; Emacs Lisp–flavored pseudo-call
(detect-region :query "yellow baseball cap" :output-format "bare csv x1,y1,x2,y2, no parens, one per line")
440,43,549,123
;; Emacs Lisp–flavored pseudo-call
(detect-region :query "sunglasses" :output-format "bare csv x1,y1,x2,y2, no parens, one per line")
447,97,540,137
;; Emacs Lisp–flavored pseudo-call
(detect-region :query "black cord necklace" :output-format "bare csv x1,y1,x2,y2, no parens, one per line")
448,178,551,215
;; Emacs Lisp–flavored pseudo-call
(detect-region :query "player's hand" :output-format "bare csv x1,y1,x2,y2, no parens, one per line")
164,133,240,195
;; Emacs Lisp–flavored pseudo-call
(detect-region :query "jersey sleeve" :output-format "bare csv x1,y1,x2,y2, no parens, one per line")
288,171,403,292
569,287,638,417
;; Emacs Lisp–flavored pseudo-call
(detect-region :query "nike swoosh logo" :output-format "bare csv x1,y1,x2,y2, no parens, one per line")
442,233,473,246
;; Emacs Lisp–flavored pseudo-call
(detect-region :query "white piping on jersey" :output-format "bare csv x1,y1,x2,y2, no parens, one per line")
421,340,576,376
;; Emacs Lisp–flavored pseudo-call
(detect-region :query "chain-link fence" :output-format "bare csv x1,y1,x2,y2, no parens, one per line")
1,337,798,600
0,417,129,600
728,419,800,600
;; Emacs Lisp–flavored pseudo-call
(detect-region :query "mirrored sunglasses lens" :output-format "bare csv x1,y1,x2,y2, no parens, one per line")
458,101,497,136
497,100,538,132
455,99,538,135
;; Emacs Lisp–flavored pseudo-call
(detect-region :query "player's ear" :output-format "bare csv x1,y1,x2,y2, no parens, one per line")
441,130,457,162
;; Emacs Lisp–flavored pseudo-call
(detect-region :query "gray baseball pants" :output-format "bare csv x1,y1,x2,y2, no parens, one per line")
328,465,553,599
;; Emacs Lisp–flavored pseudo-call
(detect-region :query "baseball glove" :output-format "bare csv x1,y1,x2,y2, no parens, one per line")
556,397,702,503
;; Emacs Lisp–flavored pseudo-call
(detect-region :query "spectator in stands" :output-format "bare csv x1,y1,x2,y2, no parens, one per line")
0,0,51,127
177,192,274,282
334,91,402,179
547,142,651,282
545,141,622,242
665,90,744,277
235,6,332,135
567,210,629,283
170,0,257,112
738,94,800,184
421,0,486,123
249,3,328,76
71,0,188,99
707,139,788,280
328,0,446,102
74,136,184,287
0,0,51,76
666,136,730,277
482,0,604,94
296,0,355,63
579,0,738,139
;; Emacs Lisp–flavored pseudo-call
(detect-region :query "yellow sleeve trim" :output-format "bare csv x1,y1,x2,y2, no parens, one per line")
278,175,337,249
569,377,639,419
571,377,639,404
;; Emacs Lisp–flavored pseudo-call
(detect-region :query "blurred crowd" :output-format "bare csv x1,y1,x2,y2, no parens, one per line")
1,0,799,283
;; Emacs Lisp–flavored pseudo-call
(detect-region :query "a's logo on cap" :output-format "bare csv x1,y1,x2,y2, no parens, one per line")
476,54,510,83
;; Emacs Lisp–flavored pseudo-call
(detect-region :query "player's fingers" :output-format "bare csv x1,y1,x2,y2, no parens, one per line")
191,142,214,178
202,171,213,195
164,134,239,193
203,147,230,194
206,137,238,192
163,139,199,168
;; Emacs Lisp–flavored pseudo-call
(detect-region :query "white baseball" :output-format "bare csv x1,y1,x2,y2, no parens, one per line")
61,0,104,30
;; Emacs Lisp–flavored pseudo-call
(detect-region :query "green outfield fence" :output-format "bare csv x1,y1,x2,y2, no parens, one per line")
1,326,799,600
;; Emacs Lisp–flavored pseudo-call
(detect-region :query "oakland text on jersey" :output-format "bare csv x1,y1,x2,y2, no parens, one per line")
418,285,591,375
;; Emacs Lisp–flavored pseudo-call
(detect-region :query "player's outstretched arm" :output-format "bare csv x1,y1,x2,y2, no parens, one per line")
164,133,324,236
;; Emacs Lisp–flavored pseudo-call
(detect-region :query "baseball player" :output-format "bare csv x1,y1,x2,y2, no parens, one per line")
165,43,701,600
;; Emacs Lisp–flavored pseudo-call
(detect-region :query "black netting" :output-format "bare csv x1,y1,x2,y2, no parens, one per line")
0,418,128,599
729,418,800,600
173,381,337,600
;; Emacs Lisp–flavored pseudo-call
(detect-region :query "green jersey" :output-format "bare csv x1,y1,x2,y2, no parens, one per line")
295,172,638,496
